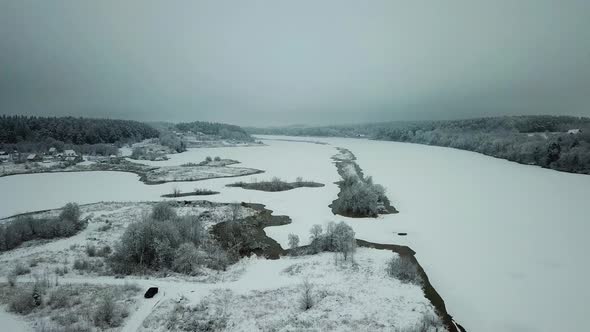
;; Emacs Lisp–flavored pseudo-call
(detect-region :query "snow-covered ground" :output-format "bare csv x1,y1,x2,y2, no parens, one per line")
1,136,589,331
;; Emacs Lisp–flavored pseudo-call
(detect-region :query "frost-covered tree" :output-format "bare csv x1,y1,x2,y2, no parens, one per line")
333,222,356,261
172,242,202,274
288,234,300,250
386,255,422,284
59,203,81,223
151,202,176,221
309,224,323,241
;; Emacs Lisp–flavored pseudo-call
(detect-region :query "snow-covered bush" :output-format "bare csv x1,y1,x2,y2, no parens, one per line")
0,202,85,252
109,204,225,275
151,201,177,221
12,262,31,275
8,286,38,314
331,163,393,217
7,273,17,287
93,294,124,328
59,202,81,223
386,255,422,284
307,222,356,261
299,279,314,310
172,242,203,275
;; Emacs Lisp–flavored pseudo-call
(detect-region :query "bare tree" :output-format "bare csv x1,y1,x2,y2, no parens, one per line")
288,233,300,253
299,278,314,311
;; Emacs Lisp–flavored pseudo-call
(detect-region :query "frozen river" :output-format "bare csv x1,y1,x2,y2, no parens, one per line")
1,136,589,332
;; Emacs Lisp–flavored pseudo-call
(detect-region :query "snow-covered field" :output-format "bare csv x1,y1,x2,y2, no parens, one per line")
1,136,589,331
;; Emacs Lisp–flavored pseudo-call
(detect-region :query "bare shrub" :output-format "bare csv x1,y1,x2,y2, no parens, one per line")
96,245,112,257
85,243,97,257
172,187,181,197
299,278,314,311
151,202,177,221
73,258,90,271
7,273,17,287
386,255,422,284
172,242,202,275
122,282,141,293
73,258,103,273
93,294,126,328
54,266,68,276
47,287,70,308
13,262,31,275
9,287,37,314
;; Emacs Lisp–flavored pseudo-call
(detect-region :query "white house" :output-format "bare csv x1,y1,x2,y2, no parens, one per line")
567,129,581,135
48,147,57,154
64,149,77,157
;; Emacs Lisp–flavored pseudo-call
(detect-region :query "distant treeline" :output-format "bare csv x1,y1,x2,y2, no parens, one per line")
249,115,590,174
175,121,253,141
0,115,159,145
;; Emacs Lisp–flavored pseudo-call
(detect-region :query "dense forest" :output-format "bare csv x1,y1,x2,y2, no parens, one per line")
0,115,159,144
249,116,590,174
0,115,160,155
175,121,253,141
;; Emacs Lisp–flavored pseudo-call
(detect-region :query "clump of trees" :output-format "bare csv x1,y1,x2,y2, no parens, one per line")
159,131,186,153
386,255,422,284
175,121,253,141
331,162,394,217
227,177,324,192
109,202,229,274
0,115,159,145
307,222,356,262
0,203,85,251
6,282,136,331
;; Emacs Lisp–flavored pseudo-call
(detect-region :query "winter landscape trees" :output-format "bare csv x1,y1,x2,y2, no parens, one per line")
175,121,253,141
0,203,85,251
109,202,228,274
0,115,159,146
249,115,590,174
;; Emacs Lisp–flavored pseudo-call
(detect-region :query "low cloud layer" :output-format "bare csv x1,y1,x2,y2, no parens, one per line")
1,0,589,125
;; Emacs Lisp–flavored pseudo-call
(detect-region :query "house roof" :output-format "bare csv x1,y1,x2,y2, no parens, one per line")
27,154,37,159
64,149,77,155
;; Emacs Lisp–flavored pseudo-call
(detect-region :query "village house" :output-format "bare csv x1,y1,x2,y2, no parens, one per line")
48,147,57,155
26,153,42,162
567,129,582,135
64,149,77,157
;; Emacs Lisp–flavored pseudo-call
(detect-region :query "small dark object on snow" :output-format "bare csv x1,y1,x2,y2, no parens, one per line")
397,232,407,236
144,287,158,298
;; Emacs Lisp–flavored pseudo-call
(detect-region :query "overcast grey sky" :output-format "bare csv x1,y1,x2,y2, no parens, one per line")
1,0,589,126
